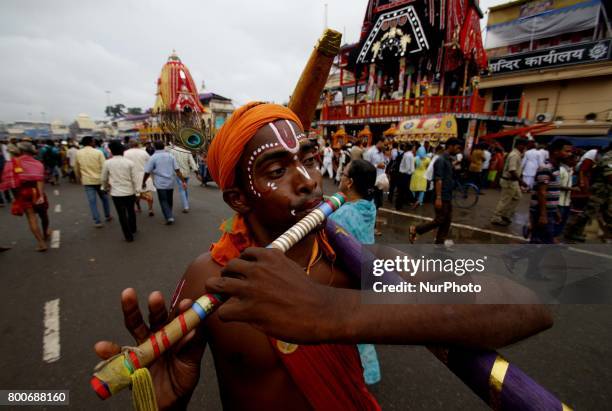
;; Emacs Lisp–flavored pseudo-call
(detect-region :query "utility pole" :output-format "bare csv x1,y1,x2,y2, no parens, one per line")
324,3,328,29
41,112,46,135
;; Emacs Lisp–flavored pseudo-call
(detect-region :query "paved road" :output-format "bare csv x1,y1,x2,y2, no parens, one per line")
0,178,610,410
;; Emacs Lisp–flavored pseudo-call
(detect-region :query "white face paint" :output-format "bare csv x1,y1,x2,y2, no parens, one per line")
296,165,311,180
290,209,297,216
291,153,311,180
247,142,280,197
266,181,278,191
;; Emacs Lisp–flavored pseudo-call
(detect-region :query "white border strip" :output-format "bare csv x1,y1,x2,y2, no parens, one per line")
379,207,612,260
379,207,525,241
50,230,60,249
43,299,60,363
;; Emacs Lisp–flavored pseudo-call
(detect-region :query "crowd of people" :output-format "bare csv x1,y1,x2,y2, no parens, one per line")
313,134,611,245
2,131,610,252
0,135,201,249
490,138,612,244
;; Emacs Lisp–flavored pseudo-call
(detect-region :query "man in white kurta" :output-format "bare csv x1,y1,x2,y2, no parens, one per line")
124,142,156,216
521,145,541,190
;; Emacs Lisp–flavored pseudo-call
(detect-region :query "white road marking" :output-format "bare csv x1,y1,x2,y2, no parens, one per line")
379,208,612,260
50,230,60,248
379,207,525,241
54,204,61,213
53,189,59,196
43,299,60,363
567,246,612,261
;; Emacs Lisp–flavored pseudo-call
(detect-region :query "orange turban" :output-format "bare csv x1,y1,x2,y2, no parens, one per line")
207,102,303,190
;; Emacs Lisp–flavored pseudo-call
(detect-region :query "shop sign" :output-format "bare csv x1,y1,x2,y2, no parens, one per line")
488,39,611,74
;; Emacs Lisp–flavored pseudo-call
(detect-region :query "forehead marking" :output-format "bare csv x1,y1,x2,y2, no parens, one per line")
269,122,299,154
286,120,307,141
285,120,297,139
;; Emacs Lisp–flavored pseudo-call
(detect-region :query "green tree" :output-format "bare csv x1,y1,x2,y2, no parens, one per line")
104,104,126,118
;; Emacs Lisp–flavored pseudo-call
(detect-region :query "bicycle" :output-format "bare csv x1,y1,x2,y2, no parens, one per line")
452,174,480,208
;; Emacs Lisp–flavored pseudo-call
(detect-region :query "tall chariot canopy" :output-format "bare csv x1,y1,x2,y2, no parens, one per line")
153,51,205,114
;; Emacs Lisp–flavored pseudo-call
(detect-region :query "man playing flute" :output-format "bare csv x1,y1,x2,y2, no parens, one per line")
95,102,552,410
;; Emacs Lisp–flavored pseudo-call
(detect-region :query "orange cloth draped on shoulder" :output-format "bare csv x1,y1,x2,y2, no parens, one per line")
207,102,302,191
210,215,380,411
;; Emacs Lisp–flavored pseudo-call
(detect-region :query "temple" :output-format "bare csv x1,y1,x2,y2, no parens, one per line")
317,0,516,148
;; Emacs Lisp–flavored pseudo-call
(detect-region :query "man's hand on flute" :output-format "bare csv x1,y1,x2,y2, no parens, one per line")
93,288,206,410
207,247,341,344
206,248,554,349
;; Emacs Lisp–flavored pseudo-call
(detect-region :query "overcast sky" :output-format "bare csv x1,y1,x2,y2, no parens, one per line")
0,0,508,124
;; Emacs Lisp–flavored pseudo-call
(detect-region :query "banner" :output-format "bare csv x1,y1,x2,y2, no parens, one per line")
486,0,600,49
488,39,610,74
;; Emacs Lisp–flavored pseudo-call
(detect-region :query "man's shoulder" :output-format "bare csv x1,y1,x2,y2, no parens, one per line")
149,151,164,160
179,252,223,301
171,146,190,155
125,148,141,155
161,151,175,159
79,147,98,158
122,157,135,166
105,156,120,166
508,150,521,159
433,156,445,170
436,153,450,164
186,252,221,277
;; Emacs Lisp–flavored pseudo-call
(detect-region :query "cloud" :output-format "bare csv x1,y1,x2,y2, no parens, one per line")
2,0,501,123
0,33,153,122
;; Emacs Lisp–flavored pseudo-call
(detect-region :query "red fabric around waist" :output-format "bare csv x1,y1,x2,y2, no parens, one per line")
270,338,381,411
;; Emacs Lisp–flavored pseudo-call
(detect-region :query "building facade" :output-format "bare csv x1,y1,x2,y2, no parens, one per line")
480,0,612,145
199,92,234,133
